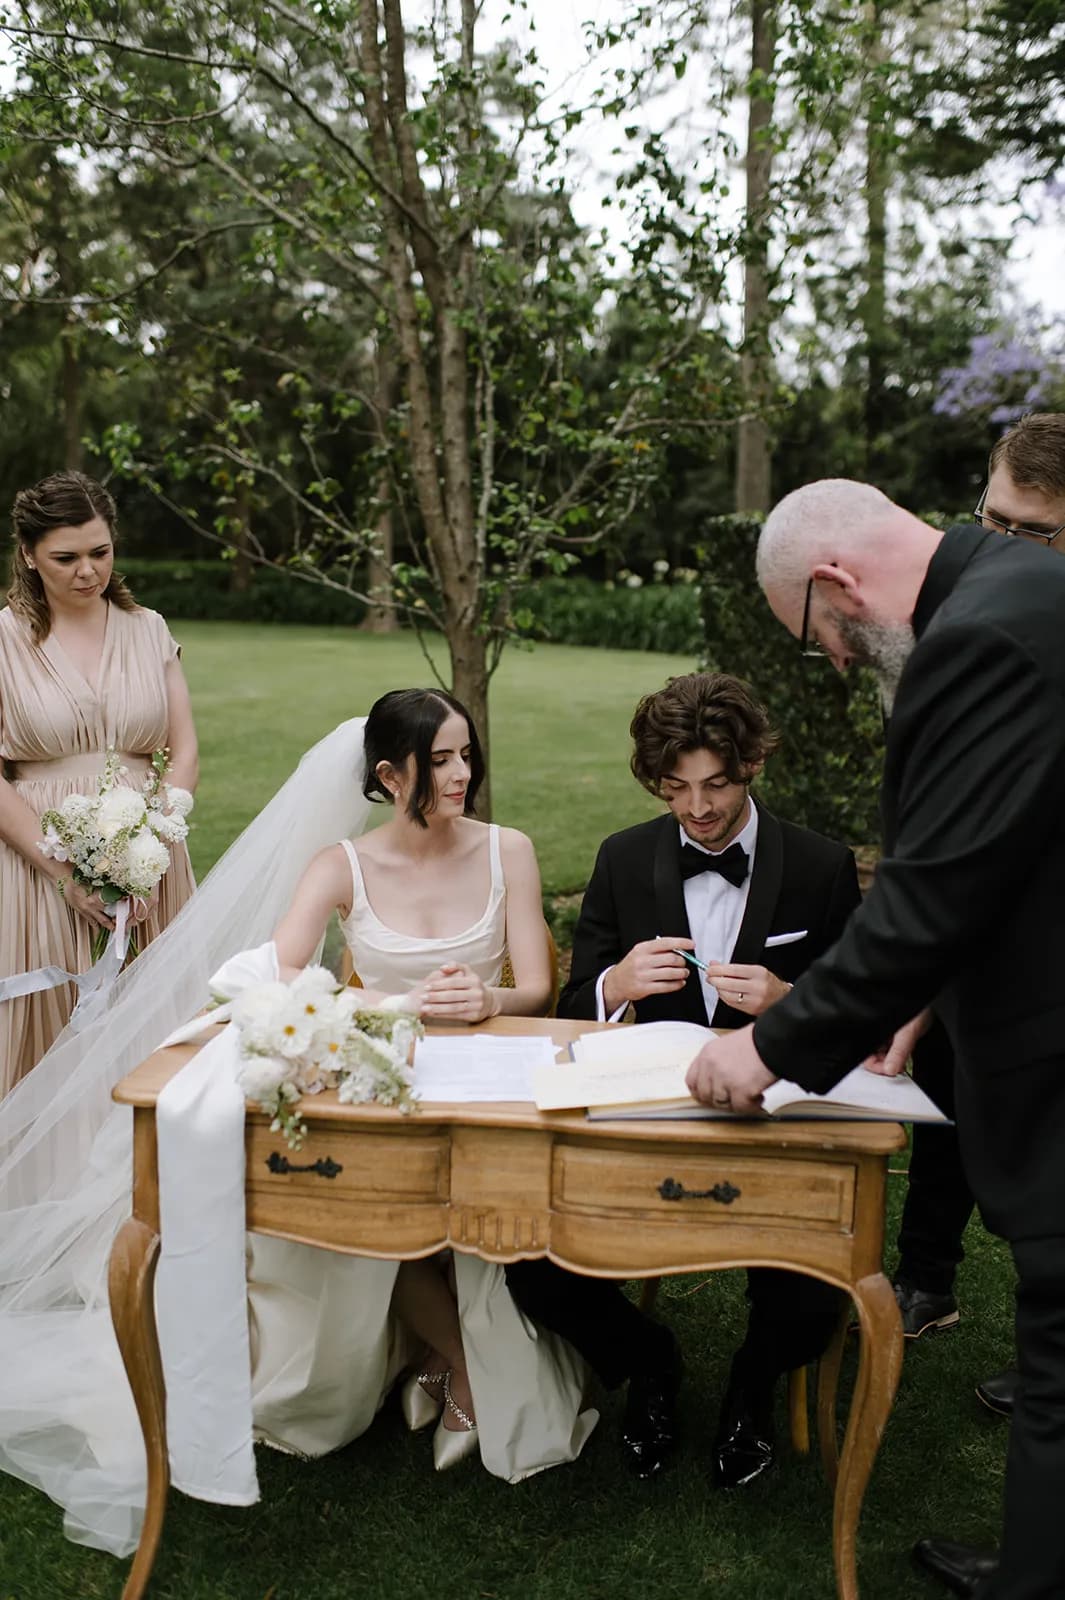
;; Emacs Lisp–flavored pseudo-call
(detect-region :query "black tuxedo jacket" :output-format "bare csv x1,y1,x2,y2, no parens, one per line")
558,803,861,1028
755,523,1065,1239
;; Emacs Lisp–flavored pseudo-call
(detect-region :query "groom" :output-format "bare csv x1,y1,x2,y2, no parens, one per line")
507,671,861,1483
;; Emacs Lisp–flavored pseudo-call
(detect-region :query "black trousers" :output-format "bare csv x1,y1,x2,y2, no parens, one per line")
895,1018,975,1295
505,1259,842,1391
980,1236,1065,1599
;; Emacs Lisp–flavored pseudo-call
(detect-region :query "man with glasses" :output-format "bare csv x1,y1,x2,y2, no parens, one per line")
976,412,1065,550
684,477,1065,1598
890,414,1065,1420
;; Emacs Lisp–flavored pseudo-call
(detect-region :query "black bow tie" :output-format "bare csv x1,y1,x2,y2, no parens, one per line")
679,840,749,888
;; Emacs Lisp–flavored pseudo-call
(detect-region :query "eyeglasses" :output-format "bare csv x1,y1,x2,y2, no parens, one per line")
973,487,1065,546
799,577,827,658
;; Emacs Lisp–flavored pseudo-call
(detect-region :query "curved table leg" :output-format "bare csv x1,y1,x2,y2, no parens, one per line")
109,1217,168,1600
832,1271,904,1600
817,1303,850,1493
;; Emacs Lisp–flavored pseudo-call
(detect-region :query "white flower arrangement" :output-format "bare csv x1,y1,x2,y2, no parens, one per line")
224,964,421,1147
38,748,193,957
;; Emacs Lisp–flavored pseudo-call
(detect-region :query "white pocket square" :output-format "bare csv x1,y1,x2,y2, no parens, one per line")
765,930,808,947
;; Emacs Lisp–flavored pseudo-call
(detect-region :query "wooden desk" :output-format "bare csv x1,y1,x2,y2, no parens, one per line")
109,1016,905,1600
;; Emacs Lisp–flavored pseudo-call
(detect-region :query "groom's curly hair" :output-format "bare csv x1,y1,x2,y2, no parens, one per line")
630,672,779,795
363,687,486,826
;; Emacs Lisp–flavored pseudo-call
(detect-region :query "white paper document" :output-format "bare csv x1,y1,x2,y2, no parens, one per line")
531,1020,948,1123
412,1034,558,1103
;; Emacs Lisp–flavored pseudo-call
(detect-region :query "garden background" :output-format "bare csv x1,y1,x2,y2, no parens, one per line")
3,0,1062,1592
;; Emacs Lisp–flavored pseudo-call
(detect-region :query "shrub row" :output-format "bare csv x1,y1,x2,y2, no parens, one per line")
115,559,703,649
115,542,881,843
118,559,367,627
514,575,703,654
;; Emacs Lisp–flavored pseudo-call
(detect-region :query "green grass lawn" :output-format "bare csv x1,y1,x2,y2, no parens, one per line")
176,621,697,895
0,624,1017,1600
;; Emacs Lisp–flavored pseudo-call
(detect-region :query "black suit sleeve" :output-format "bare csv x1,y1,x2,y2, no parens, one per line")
813,850,862,958
557,841,623,1020
755,623,1065,1090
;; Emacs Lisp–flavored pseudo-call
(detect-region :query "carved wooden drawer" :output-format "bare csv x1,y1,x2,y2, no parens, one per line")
244,1120,451,1255
552,1139,856,1233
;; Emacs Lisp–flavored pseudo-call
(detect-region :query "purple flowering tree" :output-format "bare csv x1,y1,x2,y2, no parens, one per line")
934,311,1065,428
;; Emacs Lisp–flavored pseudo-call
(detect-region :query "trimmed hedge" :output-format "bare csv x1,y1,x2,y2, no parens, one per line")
697,513,884,846
102,547,887,849
112,561,702,649
514,575,703,654
117,560,367,626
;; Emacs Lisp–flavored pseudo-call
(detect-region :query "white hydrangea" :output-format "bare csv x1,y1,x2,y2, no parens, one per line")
119,830,171,895
97,785,147,840
61,793,97,825
147,809,189,845
165,786,195,819
238,1054,292,1104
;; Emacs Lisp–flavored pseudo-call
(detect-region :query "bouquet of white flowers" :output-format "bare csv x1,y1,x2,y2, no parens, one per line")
226,965,421,1147
38,748,194,958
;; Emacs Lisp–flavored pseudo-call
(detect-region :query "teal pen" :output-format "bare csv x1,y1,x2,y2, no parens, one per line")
672,947,709,974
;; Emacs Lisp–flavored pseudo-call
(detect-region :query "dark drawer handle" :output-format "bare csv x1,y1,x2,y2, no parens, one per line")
266,1151,343,1179
658,1177,741,1205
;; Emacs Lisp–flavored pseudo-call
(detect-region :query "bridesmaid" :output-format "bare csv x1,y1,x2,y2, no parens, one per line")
0,471,198,1093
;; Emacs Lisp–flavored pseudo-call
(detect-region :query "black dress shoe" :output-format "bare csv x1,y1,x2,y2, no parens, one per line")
913,1535,998,1596
893,1278,960,1338
620,1337,682,1479
975,1367,1018,1418
712,1380,775,1490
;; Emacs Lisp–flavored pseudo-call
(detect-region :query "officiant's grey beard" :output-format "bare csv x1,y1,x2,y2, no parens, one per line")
835,613,915,712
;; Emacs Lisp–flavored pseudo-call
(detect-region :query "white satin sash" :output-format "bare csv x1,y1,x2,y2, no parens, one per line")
153,943,280,1507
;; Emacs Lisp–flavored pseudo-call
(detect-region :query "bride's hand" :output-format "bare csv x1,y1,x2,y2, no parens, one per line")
416,963,499,1024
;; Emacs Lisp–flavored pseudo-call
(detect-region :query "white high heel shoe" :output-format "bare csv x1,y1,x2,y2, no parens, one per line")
401,1368,447,1432
433,1372,479,1470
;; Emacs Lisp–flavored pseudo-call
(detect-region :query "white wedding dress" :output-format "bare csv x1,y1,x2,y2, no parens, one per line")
247,827,597,1475
0,720,595,1563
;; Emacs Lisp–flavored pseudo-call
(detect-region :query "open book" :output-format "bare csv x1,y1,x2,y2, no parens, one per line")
532,1021,949,1123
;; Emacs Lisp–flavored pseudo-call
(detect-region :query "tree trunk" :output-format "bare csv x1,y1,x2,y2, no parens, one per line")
735,0,777,514
862,0,889,479
60,319,83,471
448,620,491,819
362,341,398,633
48,156,83,472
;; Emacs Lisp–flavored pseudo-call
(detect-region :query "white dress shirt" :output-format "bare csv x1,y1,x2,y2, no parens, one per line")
596,800,760,1024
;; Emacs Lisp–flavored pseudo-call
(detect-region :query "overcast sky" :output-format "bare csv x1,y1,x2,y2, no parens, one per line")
494,0,1065,318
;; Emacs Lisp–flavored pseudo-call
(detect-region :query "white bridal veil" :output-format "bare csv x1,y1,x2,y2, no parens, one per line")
0,717,373,1556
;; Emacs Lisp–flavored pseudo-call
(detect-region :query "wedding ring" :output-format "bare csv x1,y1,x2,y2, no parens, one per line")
736,991,745,1002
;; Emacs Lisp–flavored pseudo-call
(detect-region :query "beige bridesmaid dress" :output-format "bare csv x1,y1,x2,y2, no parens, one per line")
0,602,196,1094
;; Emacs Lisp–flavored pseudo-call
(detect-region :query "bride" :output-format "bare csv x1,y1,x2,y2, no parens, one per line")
0,691,594,1563
251,686,589,1471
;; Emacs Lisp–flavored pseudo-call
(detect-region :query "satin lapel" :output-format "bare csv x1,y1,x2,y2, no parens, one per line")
729,804,783,965
652,819,706,1023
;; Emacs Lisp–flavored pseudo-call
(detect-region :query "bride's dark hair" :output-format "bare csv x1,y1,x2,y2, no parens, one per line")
363,687,485,826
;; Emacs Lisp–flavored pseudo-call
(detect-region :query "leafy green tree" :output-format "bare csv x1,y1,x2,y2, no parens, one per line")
1,0,732,801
